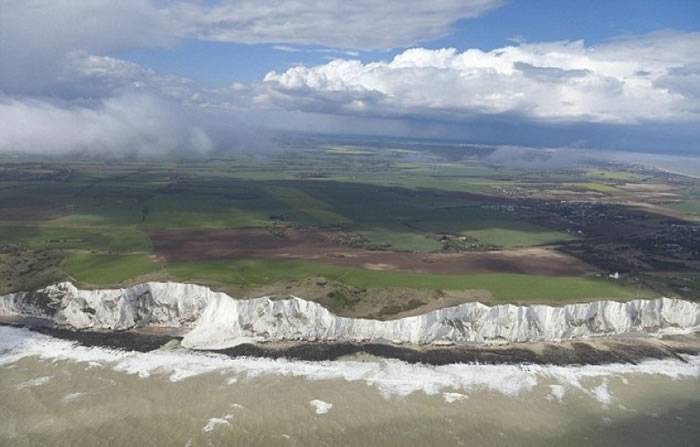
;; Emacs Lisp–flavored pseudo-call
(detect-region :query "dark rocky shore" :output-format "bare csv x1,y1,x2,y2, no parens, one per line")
3,320,699,366
1,319,181,352
217,337,700,365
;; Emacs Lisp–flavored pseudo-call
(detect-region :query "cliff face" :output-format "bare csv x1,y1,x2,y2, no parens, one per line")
1,282,698,350
0,282,214,330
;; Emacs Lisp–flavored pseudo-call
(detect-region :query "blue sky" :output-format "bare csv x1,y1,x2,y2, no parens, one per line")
434,0,700,48
1,0,699,155
115,0,700,87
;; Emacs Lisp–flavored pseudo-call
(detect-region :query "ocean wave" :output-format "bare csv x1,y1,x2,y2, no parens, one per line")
1,325,698,404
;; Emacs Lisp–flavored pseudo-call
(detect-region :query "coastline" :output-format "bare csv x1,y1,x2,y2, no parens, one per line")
3,319,698,366
2,281,699,366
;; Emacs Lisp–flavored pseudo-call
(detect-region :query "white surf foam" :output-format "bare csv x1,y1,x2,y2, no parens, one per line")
62,392,85,403
1,326,698,405
202,416,232,432
443,392,468,403
546,384,565,402
591,380,612,407
16,375,52,390
309,399,333,414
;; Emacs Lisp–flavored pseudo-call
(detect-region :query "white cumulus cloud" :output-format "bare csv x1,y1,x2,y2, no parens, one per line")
261,32,700,124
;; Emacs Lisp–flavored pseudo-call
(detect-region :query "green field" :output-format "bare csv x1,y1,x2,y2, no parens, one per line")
358,228,443,251
63,253,160,284
669,199,700,216
260,185,350,225
585,169,645,182
166,259,643,302
668,186,700,216
460,226,575,248
561,182,620,194
0,225,151,253
405,205,575,248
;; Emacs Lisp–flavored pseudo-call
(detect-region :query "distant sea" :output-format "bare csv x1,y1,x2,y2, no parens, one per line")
607,152,700,178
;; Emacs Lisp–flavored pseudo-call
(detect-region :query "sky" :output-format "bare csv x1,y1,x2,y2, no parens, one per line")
1,0,699,155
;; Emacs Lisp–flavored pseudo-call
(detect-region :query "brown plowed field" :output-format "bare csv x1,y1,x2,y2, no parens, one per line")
150,228,594,276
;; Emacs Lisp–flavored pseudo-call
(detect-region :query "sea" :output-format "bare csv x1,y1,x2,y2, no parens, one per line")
608,152,700,179
1,326,698,447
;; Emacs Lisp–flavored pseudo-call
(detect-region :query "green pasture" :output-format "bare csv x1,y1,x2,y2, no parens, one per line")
166,259,645,302
0,225,151,253
63,253,160,284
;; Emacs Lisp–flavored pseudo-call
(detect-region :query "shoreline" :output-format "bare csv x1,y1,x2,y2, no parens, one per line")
3,320,698,366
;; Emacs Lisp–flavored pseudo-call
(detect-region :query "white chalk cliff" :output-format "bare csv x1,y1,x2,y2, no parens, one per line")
0,282,698,350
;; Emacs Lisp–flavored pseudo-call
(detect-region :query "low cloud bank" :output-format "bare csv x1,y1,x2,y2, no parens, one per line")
0,93,212,156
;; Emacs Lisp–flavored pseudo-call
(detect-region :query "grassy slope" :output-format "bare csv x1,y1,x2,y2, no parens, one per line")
166,259,644,302
63,253,160,284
